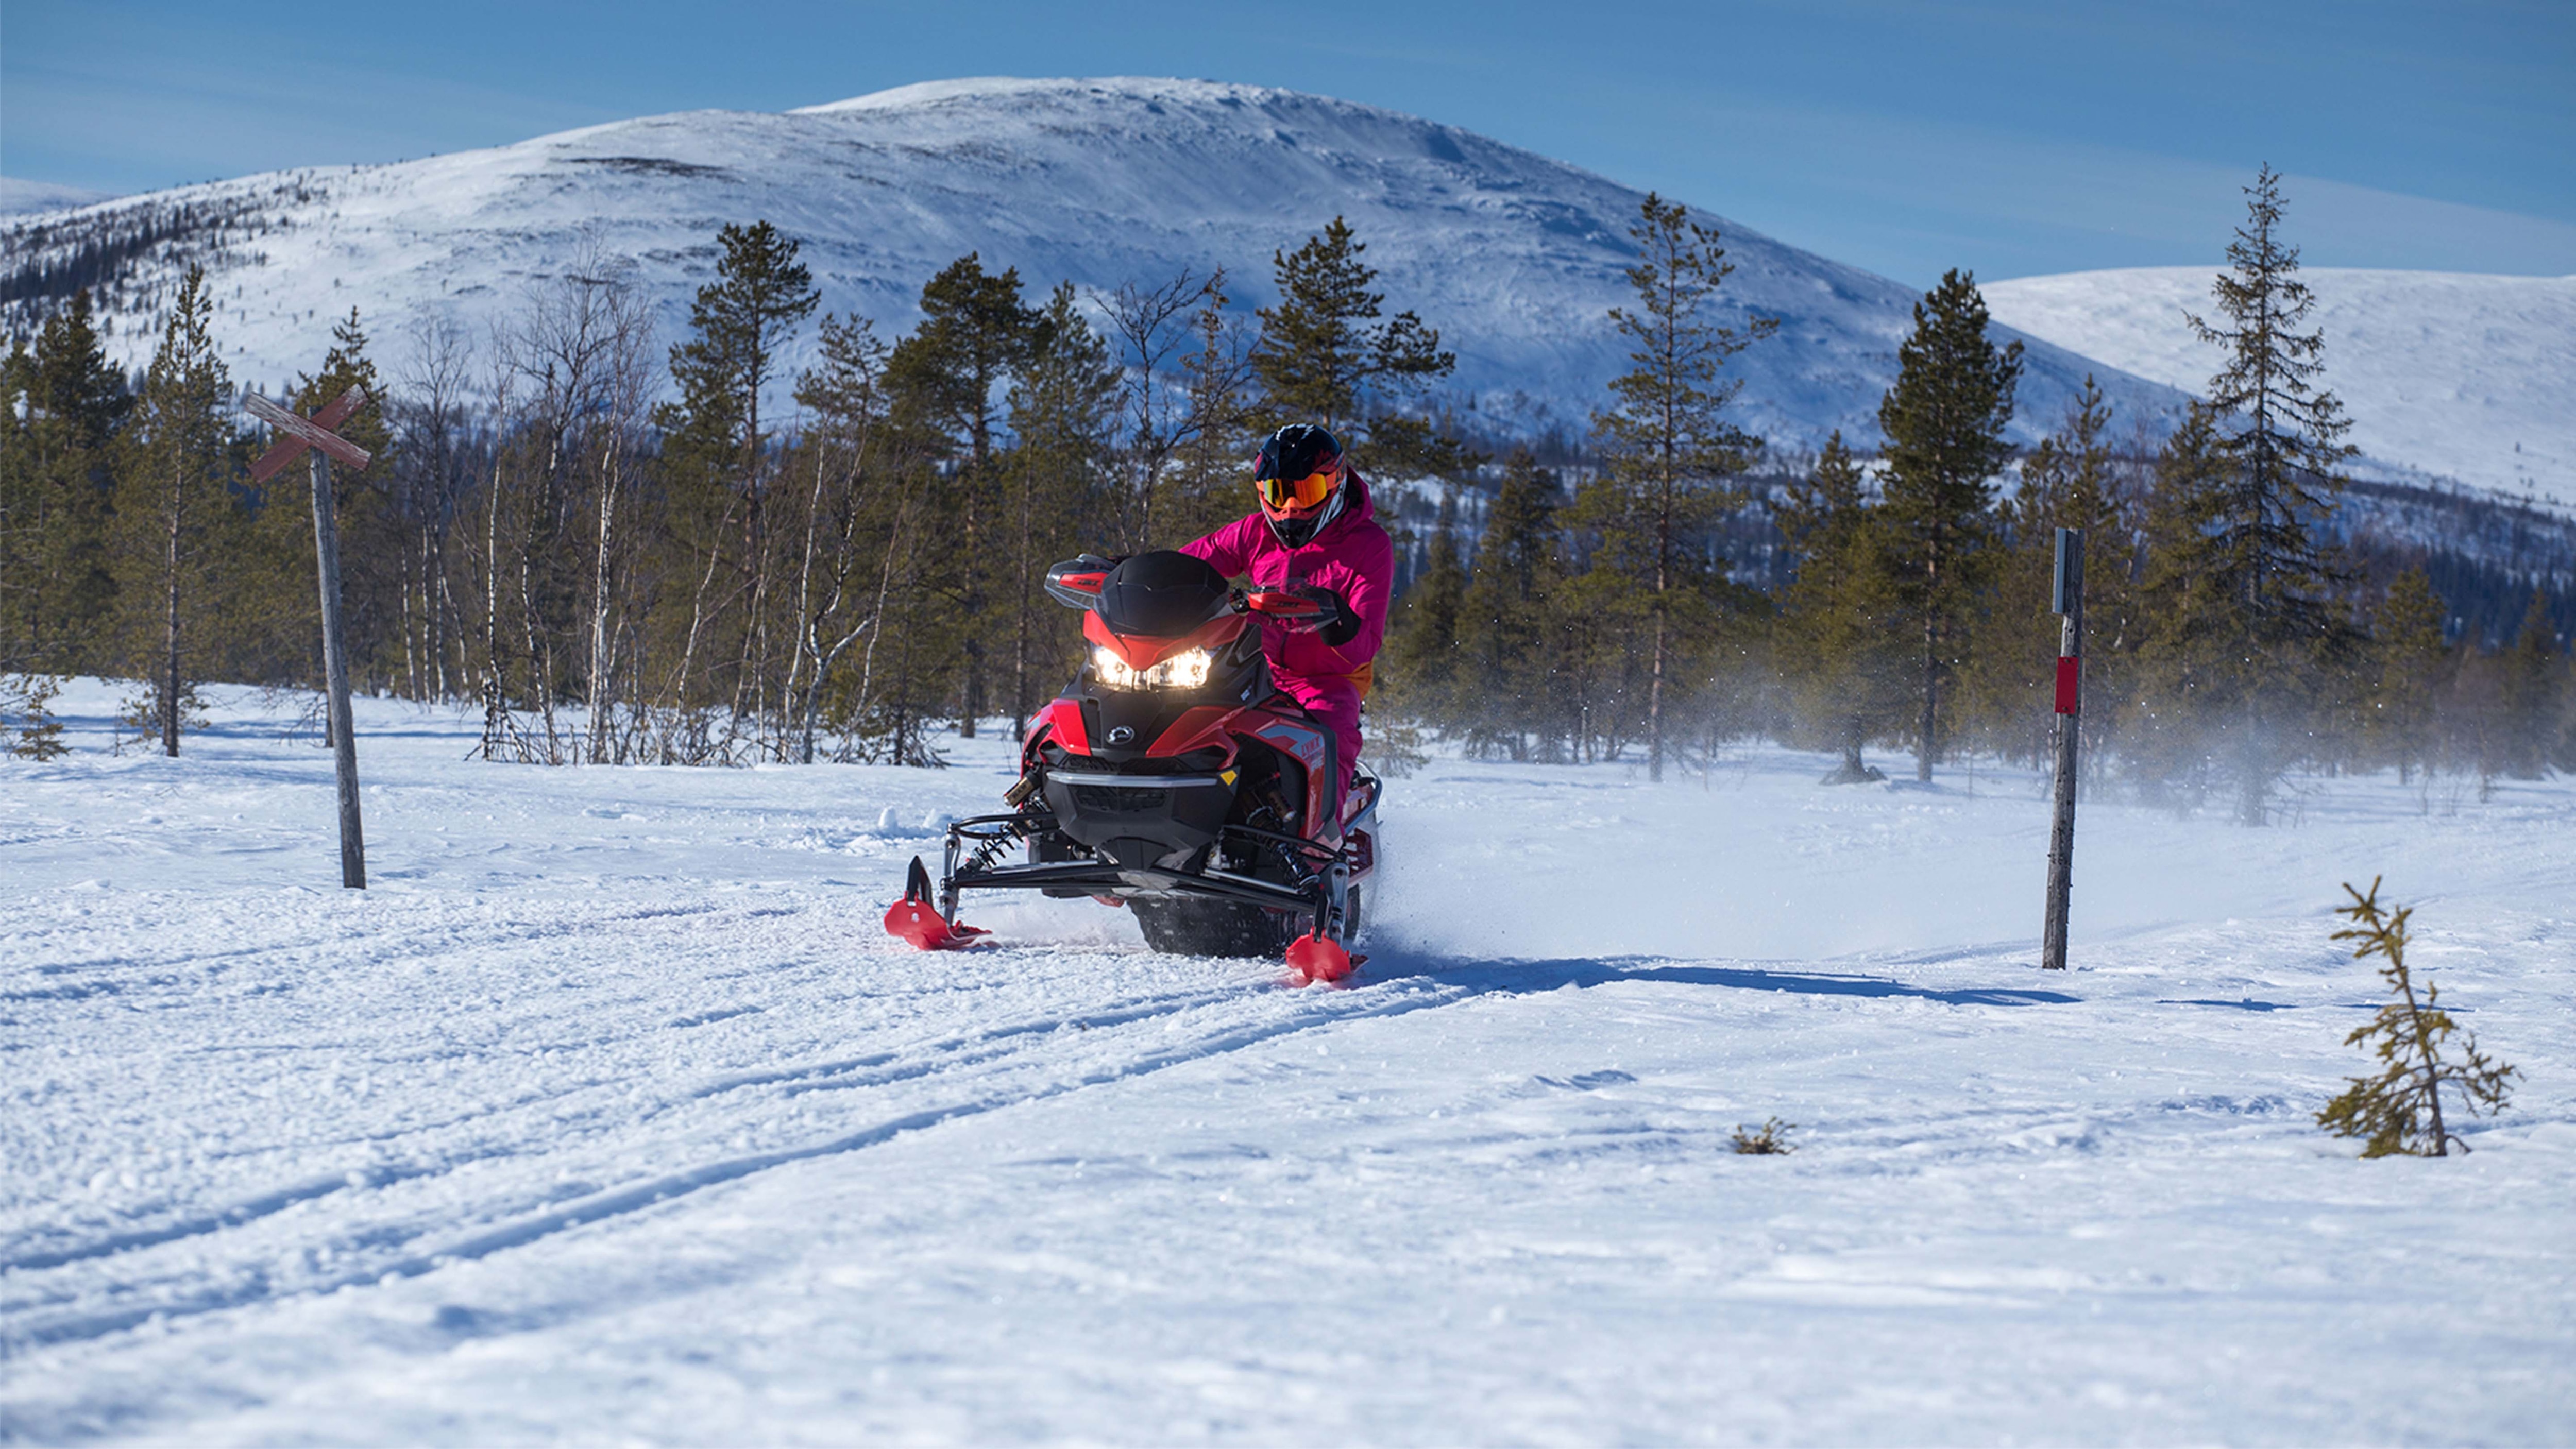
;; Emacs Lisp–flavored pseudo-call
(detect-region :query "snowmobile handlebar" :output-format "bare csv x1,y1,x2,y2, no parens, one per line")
1234,588,1331,633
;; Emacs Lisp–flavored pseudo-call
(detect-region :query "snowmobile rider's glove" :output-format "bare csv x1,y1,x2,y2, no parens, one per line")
1293,583,1363,647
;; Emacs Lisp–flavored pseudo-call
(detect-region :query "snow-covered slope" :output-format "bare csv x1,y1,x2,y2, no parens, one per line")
0,177,119,216
1987,268,2576,507
0,77,2182,450
4,683,2571,1441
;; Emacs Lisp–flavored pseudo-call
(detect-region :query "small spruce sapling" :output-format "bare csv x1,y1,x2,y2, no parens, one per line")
1731,1117,1795,1155
2316,878,2518,1157
5,674,71,760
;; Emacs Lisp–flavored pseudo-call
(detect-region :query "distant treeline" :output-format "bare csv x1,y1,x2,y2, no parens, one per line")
3,169,2569,817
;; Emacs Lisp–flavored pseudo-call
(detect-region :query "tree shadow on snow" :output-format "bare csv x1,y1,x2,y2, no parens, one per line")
1361,951,2079,1008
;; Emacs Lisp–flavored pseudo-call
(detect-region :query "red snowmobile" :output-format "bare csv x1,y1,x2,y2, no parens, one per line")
883,550,1381,984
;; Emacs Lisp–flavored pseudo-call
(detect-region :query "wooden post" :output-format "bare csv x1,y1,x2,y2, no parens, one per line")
248,386,374,891
2041,528,2083,970
310,450,366,889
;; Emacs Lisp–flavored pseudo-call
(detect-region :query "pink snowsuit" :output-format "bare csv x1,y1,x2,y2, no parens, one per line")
1182,474,1393,811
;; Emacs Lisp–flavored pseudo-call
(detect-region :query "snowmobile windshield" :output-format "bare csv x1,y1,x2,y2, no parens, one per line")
1096,551,1230,641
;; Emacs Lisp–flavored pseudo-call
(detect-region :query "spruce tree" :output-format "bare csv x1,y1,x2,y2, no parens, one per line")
2132,404,2235,805
115,266,235,756
4,292,131,673
1582,192,1776,781
1384,485,1467,725
1457,447,1565,758
274,309,397,690
2188,166,2355,616
886,253,1040,736
2316,878,2517,1157
2180,166,2358,823
1964,377,2134,766
2366,566,2449,787
1875,269,2022,782
2496,590,2563,779
1775,432,1907,782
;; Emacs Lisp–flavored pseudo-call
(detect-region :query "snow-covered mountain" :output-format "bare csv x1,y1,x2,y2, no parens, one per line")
1986,268,2576,508
0,177,121,216
0,76,2184,453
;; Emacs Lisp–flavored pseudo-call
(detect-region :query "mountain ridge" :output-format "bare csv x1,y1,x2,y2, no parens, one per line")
1,76,2185,457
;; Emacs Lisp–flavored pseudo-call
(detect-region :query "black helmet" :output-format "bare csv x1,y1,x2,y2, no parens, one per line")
1252,423,1349,548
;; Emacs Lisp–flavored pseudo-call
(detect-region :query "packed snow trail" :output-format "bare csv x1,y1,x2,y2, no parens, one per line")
3,682,2571,1444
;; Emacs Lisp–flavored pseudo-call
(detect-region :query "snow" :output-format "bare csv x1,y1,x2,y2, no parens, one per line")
0,178,118,217
4,679,2571,1443
0,77,2183,453
1987,267,2576,508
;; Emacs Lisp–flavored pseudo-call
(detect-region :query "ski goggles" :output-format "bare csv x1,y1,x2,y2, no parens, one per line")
1256,464,1339,512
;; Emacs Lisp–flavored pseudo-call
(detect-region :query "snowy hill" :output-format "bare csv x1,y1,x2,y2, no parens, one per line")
1986,268,2576,508
0,76,2183,452
0,177,119,216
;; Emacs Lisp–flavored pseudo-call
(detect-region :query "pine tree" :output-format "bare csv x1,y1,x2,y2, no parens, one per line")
1875,269,2022,781
1251,216,1454,435
114,266,236,756
1581,193,1776,781
1003,282,1121,734
886,253,1040,736
1774,432,1907,782
655,222,821,725
2180,166,2359,823
2366,566,2449,787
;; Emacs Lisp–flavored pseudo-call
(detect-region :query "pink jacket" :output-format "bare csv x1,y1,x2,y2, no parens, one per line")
1182,473,1395,694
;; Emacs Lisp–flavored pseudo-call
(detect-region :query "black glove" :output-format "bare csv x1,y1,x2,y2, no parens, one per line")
1295,584,1362,647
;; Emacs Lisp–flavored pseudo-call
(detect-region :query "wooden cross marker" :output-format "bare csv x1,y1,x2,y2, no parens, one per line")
248,385,371,889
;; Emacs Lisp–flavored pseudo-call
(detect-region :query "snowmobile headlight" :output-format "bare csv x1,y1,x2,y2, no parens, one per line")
1092,646,1214,690
1150,648,1213,689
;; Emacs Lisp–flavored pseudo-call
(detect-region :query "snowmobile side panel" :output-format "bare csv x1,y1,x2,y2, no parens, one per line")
1147,704,1240,759
1032,696,1089,755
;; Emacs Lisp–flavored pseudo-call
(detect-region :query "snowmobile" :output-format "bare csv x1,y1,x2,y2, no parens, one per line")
883,550,1381,984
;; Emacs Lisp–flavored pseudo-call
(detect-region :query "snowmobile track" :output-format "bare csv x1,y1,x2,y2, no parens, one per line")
1,963,1475,1355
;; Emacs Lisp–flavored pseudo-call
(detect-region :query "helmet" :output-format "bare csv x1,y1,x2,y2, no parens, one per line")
1252,423,1348,548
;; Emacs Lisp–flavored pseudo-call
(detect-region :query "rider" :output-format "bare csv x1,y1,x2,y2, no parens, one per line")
1182,423,1392,813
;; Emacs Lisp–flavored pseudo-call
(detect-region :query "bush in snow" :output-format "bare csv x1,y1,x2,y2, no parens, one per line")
2316,877,2518,1157
1730,1117,1795,1155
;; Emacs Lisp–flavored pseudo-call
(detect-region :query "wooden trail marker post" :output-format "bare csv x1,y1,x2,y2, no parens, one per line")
2041,527,2084,970
247,385,373,889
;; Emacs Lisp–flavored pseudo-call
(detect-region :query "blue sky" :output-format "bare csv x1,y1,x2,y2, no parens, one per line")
5,0,2570,284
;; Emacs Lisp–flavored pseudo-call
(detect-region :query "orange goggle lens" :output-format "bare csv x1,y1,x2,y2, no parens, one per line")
1256,466,1337,512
